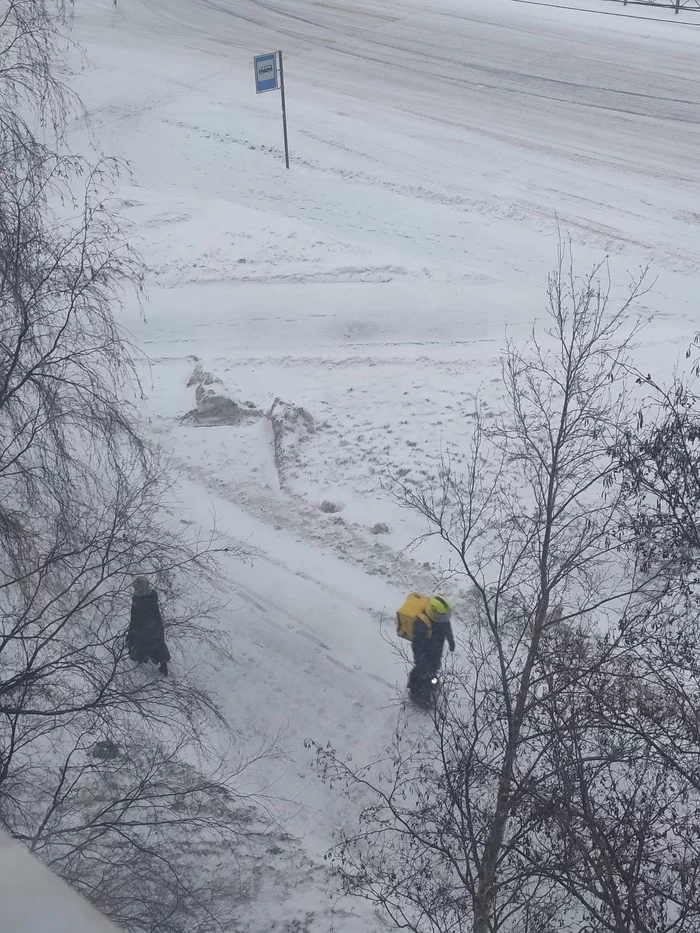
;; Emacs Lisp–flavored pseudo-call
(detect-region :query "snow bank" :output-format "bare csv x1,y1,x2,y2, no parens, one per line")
0,832,121,933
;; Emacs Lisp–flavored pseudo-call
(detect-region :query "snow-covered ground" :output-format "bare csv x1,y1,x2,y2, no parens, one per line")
57,0,700,927
0,832,123,933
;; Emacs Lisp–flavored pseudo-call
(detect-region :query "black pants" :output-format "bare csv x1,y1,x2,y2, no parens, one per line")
409,661,436,705
409,637,444,704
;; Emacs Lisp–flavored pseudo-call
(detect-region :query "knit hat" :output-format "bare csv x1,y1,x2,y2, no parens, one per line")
133,575,151,596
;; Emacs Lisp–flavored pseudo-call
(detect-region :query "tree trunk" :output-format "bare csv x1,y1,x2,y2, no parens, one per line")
473,594,550,932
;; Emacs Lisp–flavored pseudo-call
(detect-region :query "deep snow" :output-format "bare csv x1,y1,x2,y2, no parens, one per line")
0,832,123,933
20,0,700,928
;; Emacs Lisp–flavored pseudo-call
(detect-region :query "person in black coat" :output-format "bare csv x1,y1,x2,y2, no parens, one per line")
127,576,171,675
408,596,455,705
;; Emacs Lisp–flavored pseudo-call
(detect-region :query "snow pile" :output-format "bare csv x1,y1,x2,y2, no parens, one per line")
320,498,344,514
186,361,221,389
0,831,122,933
267,397,317,489
181,368,320,491
183,364,262,426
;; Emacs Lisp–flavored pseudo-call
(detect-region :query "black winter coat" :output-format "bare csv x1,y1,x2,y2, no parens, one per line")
127,590,171,665
412,615,455,675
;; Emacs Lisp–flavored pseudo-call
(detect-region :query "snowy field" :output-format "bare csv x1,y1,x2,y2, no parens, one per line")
63,0,700,927
0,832,122,933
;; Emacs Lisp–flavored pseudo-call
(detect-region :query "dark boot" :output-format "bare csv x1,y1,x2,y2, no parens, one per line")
408,666,430,706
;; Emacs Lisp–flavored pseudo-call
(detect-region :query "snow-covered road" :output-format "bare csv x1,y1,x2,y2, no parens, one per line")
64,0,700,927
77,0,700,277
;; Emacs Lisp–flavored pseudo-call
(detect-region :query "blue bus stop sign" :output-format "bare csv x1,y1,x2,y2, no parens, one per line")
254,53,278,93
253,49,290,169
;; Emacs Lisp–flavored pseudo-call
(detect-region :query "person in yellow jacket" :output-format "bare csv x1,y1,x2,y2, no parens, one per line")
408,595,454,705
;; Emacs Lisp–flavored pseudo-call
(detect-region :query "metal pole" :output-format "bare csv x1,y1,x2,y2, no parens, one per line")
278,50,290,169
676,0,680,12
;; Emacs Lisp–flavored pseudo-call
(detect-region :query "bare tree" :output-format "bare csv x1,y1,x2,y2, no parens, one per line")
315,250,665,933
0,0,75,141
0,1,276,929
516,618,700,933
541,371,700,933
594,372,700,778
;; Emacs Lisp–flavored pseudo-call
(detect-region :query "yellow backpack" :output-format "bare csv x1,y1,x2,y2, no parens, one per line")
396,593,432,641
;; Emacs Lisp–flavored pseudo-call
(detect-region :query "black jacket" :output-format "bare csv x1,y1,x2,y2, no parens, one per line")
412,614,455,674
127,590,170,665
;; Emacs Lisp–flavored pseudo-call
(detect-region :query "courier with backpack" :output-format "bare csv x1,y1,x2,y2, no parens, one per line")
397,593,455,706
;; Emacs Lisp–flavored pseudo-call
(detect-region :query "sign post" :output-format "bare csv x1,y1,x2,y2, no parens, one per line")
254,50,290,169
